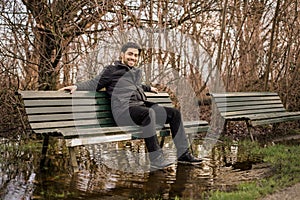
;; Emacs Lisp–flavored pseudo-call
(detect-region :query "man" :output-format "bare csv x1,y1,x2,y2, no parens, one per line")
59,42,202,169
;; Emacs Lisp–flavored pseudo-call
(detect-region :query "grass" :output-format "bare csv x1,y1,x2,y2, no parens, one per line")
208,138,300,200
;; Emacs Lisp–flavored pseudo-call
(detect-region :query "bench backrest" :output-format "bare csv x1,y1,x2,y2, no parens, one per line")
19,91,172,135
210,92,286,118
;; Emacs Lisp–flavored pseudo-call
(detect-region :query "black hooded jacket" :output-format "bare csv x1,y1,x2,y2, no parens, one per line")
76,61,151,121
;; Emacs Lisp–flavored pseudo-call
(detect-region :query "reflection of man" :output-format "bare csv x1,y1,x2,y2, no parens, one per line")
59,42,202,169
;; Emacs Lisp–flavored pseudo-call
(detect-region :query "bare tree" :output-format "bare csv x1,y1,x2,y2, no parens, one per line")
19,0,128,90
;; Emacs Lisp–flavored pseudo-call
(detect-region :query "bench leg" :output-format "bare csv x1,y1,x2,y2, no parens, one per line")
69,147,79,173
246,121,255,142
159,130,171,148
223,120,228,134
40,134,49,169
159,136,165,148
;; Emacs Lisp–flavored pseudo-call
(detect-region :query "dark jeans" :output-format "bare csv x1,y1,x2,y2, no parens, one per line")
117,101,189,158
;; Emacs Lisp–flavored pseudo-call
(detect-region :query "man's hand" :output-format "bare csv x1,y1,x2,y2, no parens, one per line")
150,87,158,94
58,85,77,94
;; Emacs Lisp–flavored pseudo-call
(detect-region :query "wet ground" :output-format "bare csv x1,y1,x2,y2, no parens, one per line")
0,135,296,200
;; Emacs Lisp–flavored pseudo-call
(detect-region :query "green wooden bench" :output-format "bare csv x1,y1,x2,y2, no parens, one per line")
19,91,209,172
210,92,300,141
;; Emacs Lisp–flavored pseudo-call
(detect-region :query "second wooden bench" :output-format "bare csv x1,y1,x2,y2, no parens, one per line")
210,92,300,141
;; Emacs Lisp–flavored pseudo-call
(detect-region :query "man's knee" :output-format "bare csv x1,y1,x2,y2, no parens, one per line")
168,107,181,118
140,108,155,126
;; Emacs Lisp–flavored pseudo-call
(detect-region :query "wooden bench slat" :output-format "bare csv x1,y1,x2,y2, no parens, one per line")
213,96,281,103
65,125,210,147
23,98,108,107
63,126,141,136
20,91,169,99
20,91,108,99
65,126,210,147
24,105,112,114
69,124,209,137
215,100,283,108
31,120,209,138
27,112,113,123
248,112,300,120
183,120,209,126
24,98,172,108
211,92,278,97
222,108,287,118
25,104,174,115
223,111,300,121
30,126,134,137
66,134,133,147
217,104,286,113
30,118,116,130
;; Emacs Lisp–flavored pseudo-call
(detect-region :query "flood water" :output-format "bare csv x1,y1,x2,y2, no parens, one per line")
0,136,270,200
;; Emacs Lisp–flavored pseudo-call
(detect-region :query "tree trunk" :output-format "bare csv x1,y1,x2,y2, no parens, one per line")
37,29,60,90
264,0,281,91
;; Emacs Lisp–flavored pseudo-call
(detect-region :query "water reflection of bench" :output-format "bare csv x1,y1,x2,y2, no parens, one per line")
19,91,209,172
210,92,300,141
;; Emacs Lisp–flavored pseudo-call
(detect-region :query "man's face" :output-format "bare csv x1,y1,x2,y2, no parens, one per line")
121,48,139,67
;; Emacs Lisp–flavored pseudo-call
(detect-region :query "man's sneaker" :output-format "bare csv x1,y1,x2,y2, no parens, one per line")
178,151,203,164
150,154,174,170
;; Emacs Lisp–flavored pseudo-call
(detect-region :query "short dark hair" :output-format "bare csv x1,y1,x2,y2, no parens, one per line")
121,42,142,55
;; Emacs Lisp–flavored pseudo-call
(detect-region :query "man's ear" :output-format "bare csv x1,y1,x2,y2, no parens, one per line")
120,52,124,61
